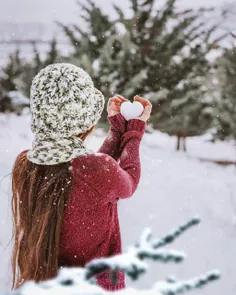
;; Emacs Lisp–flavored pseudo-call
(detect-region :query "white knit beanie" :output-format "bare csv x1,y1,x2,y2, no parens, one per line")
27,63,105,165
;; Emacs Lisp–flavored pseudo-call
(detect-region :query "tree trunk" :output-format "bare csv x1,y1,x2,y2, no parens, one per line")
176,136,181,151
183,136,187,152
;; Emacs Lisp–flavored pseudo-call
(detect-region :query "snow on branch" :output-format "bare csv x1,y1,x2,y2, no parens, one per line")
13,217,220,295
153,216,200,248
85,217,200,283
154,270,220,294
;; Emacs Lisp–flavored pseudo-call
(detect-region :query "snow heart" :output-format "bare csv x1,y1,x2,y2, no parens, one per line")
120,101,144,120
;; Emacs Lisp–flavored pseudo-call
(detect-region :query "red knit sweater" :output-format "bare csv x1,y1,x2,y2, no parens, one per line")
18,113,145,290
58,113,146,290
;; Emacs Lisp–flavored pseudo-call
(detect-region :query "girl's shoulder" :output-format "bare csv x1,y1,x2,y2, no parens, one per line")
72,153,116,170
71,153,118,180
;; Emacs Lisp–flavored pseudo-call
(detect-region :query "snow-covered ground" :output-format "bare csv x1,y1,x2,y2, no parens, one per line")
0,113,236,294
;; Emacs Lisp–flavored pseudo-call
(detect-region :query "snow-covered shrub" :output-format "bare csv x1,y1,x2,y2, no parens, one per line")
13,218,220,295
0,39,59,115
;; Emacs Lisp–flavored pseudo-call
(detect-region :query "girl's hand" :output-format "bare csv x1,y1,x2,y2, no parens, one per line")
134,95,152,122
107,95,128,117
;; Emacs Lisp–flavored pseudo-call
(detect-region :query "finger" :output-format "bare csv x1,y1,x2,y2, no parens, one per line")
110,97,123,104
133,95,141,101
113,96,127,105
109,97,118,102
114,98,123,104
134,95,150,107
109,96,122,101
108,97,116,104
116,95,128,102
134,95,147,103
108,100,113,107
138,96,152,108
136,96,149,104
108,99,117,108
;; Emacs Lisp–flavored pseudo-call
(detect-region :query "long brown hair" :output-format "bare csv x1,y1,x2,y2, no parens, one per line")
11,127,94,289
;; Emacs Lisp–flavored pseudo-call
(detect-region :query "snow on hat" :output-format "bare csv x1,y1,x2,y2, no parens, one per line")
27,63,105,165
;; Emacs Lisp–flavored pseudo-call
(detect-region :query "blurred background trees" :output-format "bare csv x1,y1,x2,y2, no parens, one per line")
1,0,236,150
0,39,59,114
215,46,236,140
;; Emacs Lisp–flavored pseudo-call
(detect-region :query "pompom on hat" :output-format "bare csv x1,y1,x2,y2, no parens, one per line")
27,63,105,165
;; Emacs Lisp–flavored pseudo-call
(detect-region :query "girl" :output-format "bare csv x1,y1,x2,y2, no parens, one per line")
11,63,152,291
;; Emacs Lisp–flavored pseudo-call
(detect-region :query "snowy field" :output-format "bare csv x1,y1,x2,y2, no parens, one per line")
0,113,236,294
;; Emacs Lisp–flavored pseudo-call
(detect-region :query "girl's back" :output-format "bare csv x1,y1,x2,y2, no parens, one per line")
11,63,151,291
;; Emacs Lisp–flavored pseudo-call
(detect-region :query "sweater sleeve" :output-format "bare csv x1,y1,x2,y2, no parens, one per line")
82,119,146,203
97,113,127,161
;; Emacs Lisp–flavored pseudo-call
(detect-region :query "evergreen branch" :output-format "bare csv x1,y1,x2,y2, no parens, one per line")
76,0,92,16
230,31,236,39
85,246,185,281
153,217,200,248
57,22,81,48
113,4,125,20
141,0,155,10
149,0,176,39
186,21,205,39
85,218,199,281
160,0,176,21
137,248,185,262
13,218,220,295
174,9,194,18
44,38,58,66
32,42,42,70
14,48,23,67
87,0,96,9
80,14,91,23
204,24,219,42
207,33,228,50
186,28,207,43
130,0,139,13
85,253,147,281
15,268,220,295
159,15,198,53
72,25,87,38
139,0,155,26
155,270,220,294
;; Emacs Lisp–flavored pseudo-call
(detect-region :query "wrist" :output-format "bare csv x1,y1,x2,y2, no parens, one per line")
127,119,146,133
108,113,127,134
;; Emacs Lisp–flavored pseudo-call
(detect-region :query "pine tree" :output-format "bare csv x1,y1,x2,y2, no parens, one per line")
0,49,26,113
21,38,59,97
114,0,220,150
58,0,115,60
58,0,117,121
60,0,222,145
215,46,236,140
0,49,24,93
0,39,60,113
